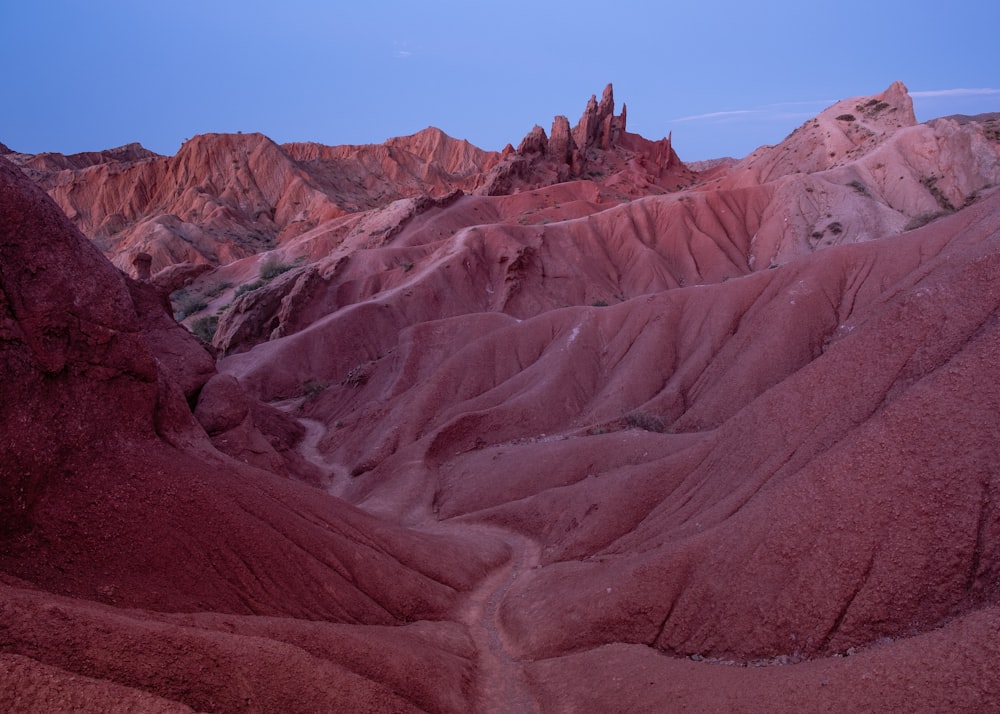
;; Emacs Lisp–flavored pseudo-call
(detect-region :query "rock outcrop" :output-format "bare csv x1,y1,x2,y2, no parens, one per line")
547,115,576,166
6,129,499,275
0,153,507,711
478,83,690,196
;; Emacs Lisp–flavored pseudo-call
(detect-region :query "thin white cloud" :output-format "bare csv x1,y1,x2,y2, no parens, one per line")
765,99,837,108
673,109,759,122
673,97,836,124
392,41,414,59
672,108,819,124
672,87,1000,126
911,88,1000,98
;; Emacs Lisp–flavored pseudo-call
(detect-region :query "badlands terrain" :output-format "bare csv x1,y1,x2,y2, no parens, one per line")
2,81,1000,711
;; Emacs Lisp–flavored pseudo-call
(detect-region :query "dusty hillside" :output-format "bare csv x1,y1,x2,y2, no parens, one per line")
3,82,1000,712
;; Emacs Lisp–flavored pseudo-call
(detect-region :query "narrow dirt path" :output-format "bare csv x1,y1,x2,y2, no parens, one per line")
295,416,353,498
423,521,542,714
287,410,542,712
296,417,330,467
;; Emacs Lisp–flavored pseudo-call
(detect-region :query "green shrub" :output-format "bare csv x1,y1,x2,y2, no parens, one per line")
260,257,294,280
234,279,267,297
302,380,328,398
625,412,665,433
174,293,208,319
190,315,218,345
204,281,233,298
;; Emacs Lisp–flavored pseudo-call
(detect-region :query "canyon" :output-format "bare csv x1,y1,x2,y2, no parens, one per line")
2,82,1000,711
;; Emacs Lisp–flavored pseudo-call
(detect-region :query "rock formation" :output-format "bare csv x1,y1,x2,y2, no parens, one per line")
3,129,499,275
0,155,507,711
131,251,152,280
3,82,1000,712
477,83,688,196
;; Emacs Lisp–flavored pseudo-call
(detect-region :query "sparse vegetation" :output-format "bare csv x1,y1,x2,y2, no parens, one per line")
836,114,856,122
827,222,844,235
302,380,329,398
592,299,609,307
904,211,948,231
399,259,414,272
260,257,294,280
173,291,208,320
921,176,956,212
190,315,218,345
204,281,233,298
234,279,267,297
856,99,890,118
849,180,872,198
230,256,297,301
625,411,665,433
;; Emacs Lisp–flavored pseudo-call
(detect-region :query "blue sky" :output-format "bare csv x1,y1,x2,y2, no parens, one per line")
2,1,998,161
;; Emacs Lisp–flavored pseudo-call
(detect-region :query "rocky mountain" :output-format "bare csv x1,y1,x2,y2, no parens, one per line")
3,82,1000,712
3,127,499,275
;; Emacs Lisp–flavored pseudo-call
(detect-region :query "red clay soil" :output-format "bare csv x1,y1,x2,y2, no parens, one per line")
3,82,1000,711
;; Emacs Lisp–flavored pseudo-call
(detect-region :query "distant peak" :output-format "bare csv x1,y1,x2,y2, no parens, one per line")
386,126,470,154
836,81,916,128
573,83,625,151
388,126,455,143
599,83,614,115
735,80,919,179
91,142,161,161
182,131,271,145
885,79,909,97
